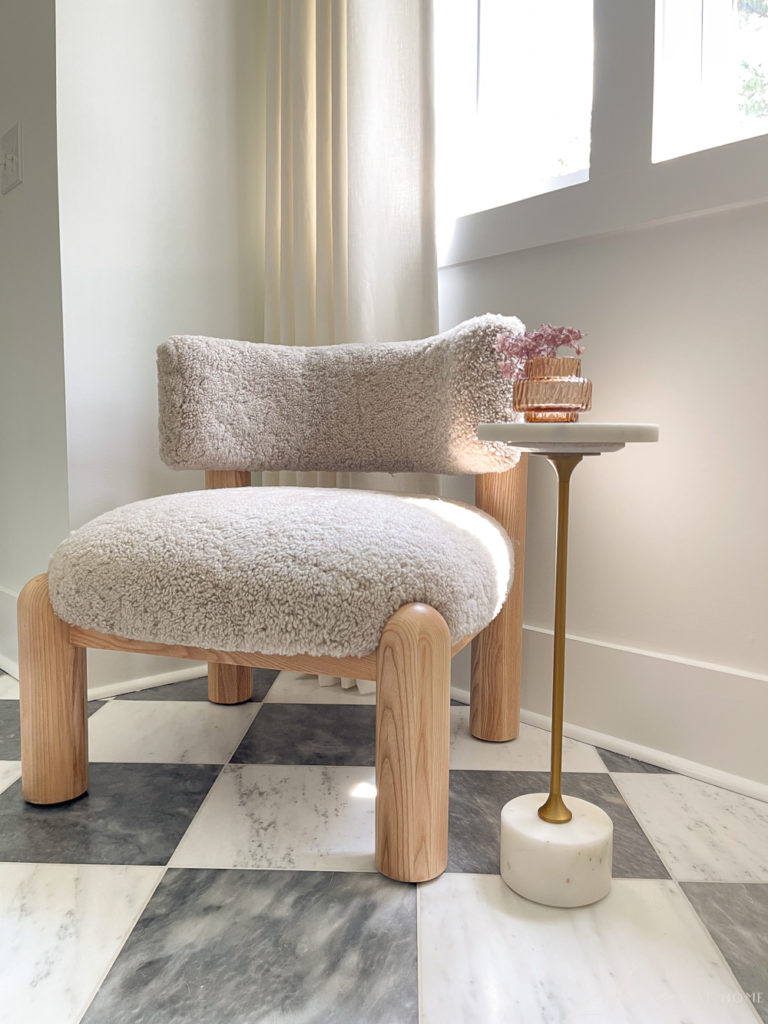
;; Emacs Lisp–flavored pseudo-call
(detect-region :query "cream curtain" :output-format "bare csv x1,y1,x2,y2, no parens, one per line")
262,0,439,494
261,0,440,690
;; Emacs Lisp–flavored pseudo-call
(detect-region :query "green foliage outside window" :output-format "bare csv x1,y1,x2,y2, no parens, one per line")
738,0,768,118
740,61,768,115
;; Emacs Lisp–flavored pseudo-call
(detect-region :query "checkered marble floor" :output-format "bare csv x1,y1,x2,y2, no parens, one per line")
0,669,766,1023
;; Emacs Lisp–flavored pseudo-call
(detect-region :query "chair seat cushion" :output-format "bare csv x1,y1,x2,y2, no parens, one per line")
48,487,513,658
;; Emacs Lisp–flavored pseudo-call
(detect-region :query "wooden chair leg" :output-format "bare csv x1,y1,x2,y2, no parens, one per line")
208,663,253,704
375,603,451,883
205,469,253,704
471,455,528,741
18,574,88,805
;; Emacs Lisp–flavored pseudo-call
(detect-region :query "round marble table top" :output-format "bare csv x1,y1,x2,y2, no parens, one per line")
477,421,659,454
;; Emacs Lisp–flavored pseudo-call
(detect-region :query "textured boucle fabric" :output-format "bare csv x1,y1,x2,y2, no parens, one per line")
48,488,513,657
157,314,525,475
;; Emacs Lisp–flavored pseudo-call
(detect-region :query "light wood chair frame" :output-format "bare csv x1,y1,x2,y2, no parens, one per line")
18,457,527,884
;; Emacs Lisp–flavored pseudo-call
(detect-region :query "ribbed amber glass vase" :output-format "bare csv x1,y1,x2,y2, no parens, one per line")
513,357,592,423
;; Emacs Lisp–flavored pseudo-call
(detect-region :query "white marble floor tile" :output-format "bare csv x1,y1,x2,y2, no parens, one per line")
0,675,19,699
419,875,755,1024
449,708,607,772
87,700,260,764
265,671,376,705
613,773,768,882
0,760,20,795
0,862,163,1024
169,764,377,872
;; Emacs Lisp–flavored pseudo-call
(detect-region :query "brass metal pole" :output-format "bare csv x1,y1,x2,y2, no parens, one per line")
538,453,582,824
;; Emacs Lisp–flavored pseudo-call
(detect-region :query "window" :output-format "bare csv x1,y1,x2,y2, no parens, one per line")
435,0,594,234
653,0,768,162
435,0,768,266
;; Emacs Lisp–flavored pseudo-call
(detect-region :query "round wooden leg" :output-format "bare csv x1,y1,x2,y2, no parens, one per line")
375,603,451,883
208,663,253,704
18,574,88,804
471,456,528,741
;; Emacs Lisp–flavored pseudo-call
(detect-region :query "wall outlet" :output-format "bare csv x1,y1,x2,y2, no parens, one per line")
1,123,22,195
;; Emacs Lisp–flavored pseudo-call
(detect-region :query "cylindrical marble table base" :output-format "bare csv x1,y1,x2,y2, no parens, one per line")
500,793,613,908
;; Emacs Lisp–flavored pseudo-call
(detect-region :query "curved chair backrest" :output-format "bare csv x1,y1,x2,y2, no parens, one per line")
157,314,523,475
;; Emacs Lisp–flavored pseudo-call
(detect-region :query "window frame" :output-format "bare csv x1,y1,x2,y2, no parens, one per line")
439,0,768,269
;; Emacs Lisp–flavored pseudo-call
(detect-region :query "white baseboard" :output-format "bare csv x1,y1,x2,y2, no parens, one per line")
4,577,765,796
87,663,207,700
519,708,768,804
450,624,768,799
1,585,206,699
519,626,768,788
0,662,207,700
448,682,767,803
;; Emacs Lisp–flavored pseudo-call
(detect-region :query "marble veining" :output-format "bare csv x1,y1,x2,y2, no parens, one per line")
613,773,768,882
1,658,764,1023
0,862,162,1024
83,868,417,1024
87,699,260,764
419,875,758,1024
448,770,668,878
115,669,278,702
232,702,376,766
450,708,607,772
169,764,377,871
0,698,21,759
0,763,220,864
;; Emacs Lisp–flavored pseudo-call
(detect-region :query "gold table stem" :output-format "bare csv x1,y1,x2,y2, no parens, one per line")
538,453,583,824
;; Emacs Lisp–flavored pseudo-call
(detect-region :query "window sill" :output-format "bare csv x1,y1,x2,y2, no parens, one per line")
438,133,768,268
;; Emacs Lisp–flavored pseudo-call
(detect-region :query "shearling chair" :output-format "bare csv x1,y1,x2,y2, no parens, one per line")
17,314,528,884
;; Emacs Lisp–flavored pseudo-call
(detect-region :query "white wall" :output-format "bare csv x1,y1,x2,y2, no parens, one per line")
52,0,266,688
440,202,768,785
0,0,70,675
437,0,768,788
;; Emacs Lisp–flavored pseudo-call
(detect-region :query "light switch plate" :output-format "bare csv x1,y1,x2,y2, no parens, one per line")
1,122,22,195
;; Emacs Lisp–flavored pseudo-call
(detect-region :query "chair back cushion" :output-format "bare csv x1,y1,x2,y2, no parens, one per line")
157,314,523,475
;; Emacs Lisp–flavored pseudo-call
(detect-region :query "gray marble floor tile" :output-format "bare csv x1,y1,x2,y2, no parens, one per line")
0,699,20,760
682,882,768,1022
115,669,279,702
0,700,107,760
0,763,220,865
232,703,376,766
448,771,669,879
82,868,417,1024
597,746,672,773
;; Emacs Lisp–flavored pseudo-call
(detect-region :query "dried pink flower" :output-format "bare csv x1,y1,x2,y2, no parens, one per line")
492,323,585,381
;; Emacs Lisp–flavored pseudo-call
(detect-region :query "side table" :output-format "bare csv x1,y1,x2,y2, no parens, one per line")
477,422,659,907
